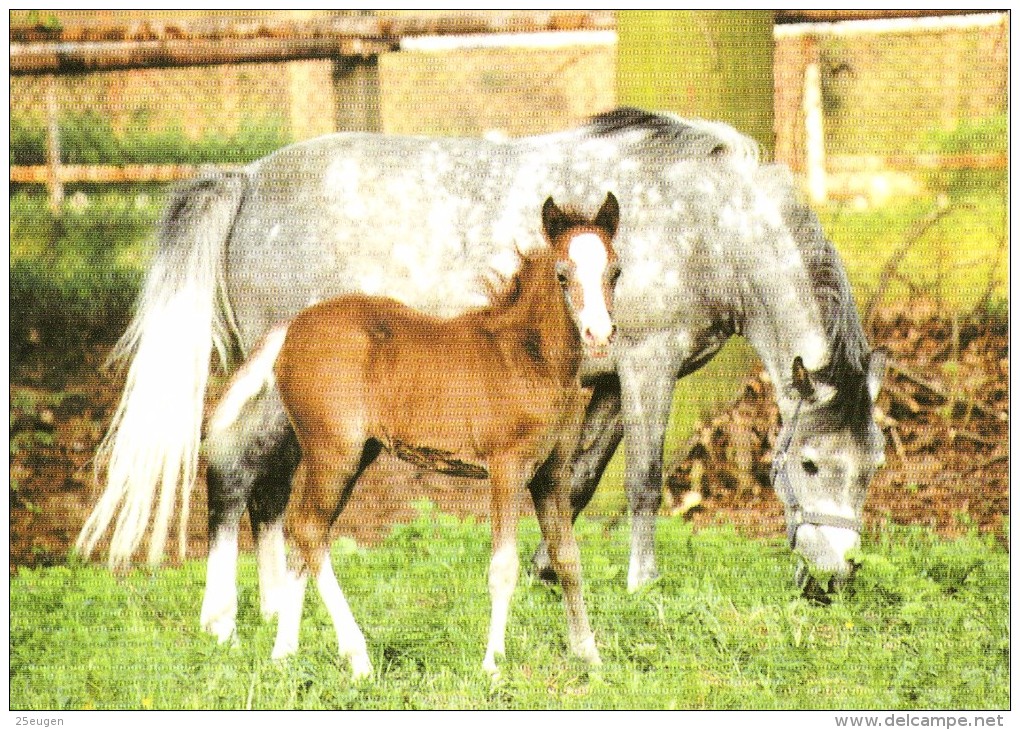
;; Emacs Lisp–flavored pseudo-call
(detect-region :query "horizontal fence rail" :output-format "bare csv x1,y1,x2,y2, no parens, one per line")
9,154,1006,187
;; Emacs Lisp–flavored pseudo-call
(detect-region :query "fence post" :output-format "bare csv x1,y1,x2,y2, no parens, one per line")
333,58,381,133
45,74,64,213
802,37,827,205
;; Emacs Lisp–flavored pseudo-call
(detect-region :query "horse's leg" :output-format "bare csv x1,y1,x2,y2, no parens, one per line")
618,347,676,592
531,375,623,581
482,454,522,676
529,445,601,665
245,404,299,622
201,391,292,642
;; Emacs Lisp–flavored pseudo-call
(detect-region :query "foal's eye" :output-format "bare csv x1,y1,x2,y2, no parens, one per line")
801,459,819,476
608,266,622,285
555,264,570,285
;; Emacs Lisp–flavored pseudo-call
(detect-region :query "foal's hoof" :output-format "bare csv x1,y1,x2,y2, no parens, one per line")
348,652,374,682
530,543,560,585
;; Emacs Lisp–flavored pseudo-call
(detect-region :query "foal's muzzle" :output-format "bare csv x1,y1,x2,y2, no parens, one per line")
583,324,616,358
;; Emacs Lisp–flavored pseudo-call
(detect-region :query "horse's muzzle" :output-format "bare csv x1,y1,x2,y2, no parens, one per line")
792,523,861,598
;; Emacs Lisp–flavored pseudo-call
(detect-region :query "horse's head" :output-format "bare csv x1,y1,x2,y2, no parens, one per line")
541,192,621,358
773,350,887,597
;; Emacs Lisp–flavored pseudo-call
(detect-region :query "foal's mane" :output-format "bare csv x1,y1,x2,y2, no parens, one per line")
473,242,585,380
478,246,562,332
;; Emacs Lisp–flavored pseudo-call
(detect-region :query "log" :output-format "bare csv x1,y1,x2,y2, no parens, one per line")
10,163,238,183
10,37,395,74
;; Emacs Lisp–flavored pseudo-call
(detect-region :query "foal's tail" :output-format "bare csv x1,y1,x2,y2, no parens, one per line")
76,172,249,568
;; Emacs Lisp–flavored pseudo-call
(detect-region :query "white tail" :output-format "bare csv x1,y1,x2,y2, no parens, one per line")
76,174,247,567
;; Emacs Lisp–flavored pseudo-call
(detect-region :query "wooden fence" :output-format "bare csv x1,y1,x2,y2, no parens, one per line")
10,10,1007,209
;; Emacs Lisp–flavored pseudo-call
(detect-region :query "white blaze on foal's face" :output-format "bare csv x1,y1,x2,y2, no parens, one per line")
566,231,616,351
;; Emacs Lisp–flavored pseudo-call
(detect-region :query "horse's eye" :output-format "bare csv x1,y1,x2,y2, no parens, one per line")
608,266,622,285
556,271,569,285
802,459,819,476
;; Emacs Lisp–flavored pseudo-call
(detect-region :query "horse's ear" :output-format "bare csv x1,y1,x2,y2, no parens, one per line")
866,348,888,402
791,356,816,400
542,197,571,242
595,191,620,238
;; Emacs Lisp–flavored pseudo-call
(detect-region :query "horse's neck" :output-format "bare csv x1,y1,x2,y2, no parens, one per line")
486,254,581,385
740,256,831,413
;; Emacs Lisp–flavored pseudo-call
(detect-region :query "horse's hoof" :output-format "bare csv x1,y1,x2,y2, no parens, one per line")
626,565,660,594
530,544,560,585
482,655,502,680
270,641,298,661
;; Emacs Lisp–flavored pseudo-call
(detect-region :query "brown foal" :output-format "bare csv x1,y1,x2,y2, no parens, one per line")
265,192,620,678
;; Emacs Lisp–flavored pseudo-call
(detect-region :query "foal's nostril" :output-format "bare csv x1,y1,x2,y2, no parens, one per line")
583,327,614,346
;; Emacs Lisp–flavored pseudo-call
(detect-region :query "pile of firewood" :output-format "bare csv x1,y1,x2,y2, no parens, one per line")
665,300,1008,535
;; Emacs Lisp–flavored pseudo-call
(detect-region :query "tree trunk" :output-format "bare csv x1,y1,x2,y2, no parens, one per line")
616,10,775,155
614,11,775,479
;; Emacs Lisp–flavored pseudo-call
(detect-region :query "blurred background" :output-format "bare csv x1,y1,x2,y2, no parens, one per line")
9,10,1008,569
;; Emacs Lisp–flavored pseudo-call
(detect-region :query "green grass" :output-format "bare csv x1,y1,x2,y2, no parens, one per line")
10,506,1008,710
10,111,290,166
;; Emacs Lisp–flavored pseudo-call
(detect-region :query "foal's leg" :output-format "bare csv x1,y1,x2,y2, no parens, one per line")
482,455,522,676
202,391,294,642
530,446,601,665
532,375,623,581
274,440,378,677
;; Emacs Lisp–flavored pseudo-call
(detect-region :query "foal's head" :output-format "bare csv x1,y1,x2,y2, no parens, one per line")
542,192,621,358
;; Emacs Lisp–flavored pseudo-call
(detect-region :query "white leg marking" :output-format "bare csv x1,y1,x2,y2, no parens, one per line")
627,514,658,593
256,519,288,621
270,570,307,660
200,528,239,643
317,557,372,680
482,543,519,676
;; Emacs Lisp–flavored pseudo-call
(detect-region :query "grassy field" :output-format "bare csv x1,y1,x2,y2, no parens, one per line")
9,506,1009,710
10,185,1008,710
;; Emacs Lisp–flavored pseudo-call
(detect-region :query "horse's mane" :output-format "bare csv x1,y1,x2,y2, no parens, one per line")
588,109,872,427
585,107,760,164
771,171,875,431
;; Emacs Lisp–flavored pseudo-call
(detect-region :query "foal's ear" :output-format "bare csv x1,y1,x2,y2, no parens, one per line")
542,197,572,242
791,356,816,400
866,348,889,402
595,191,620,238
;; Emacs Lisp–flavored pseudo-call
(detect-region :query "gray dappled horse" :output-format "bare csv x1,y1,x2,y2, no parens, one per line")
77,108,886,644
